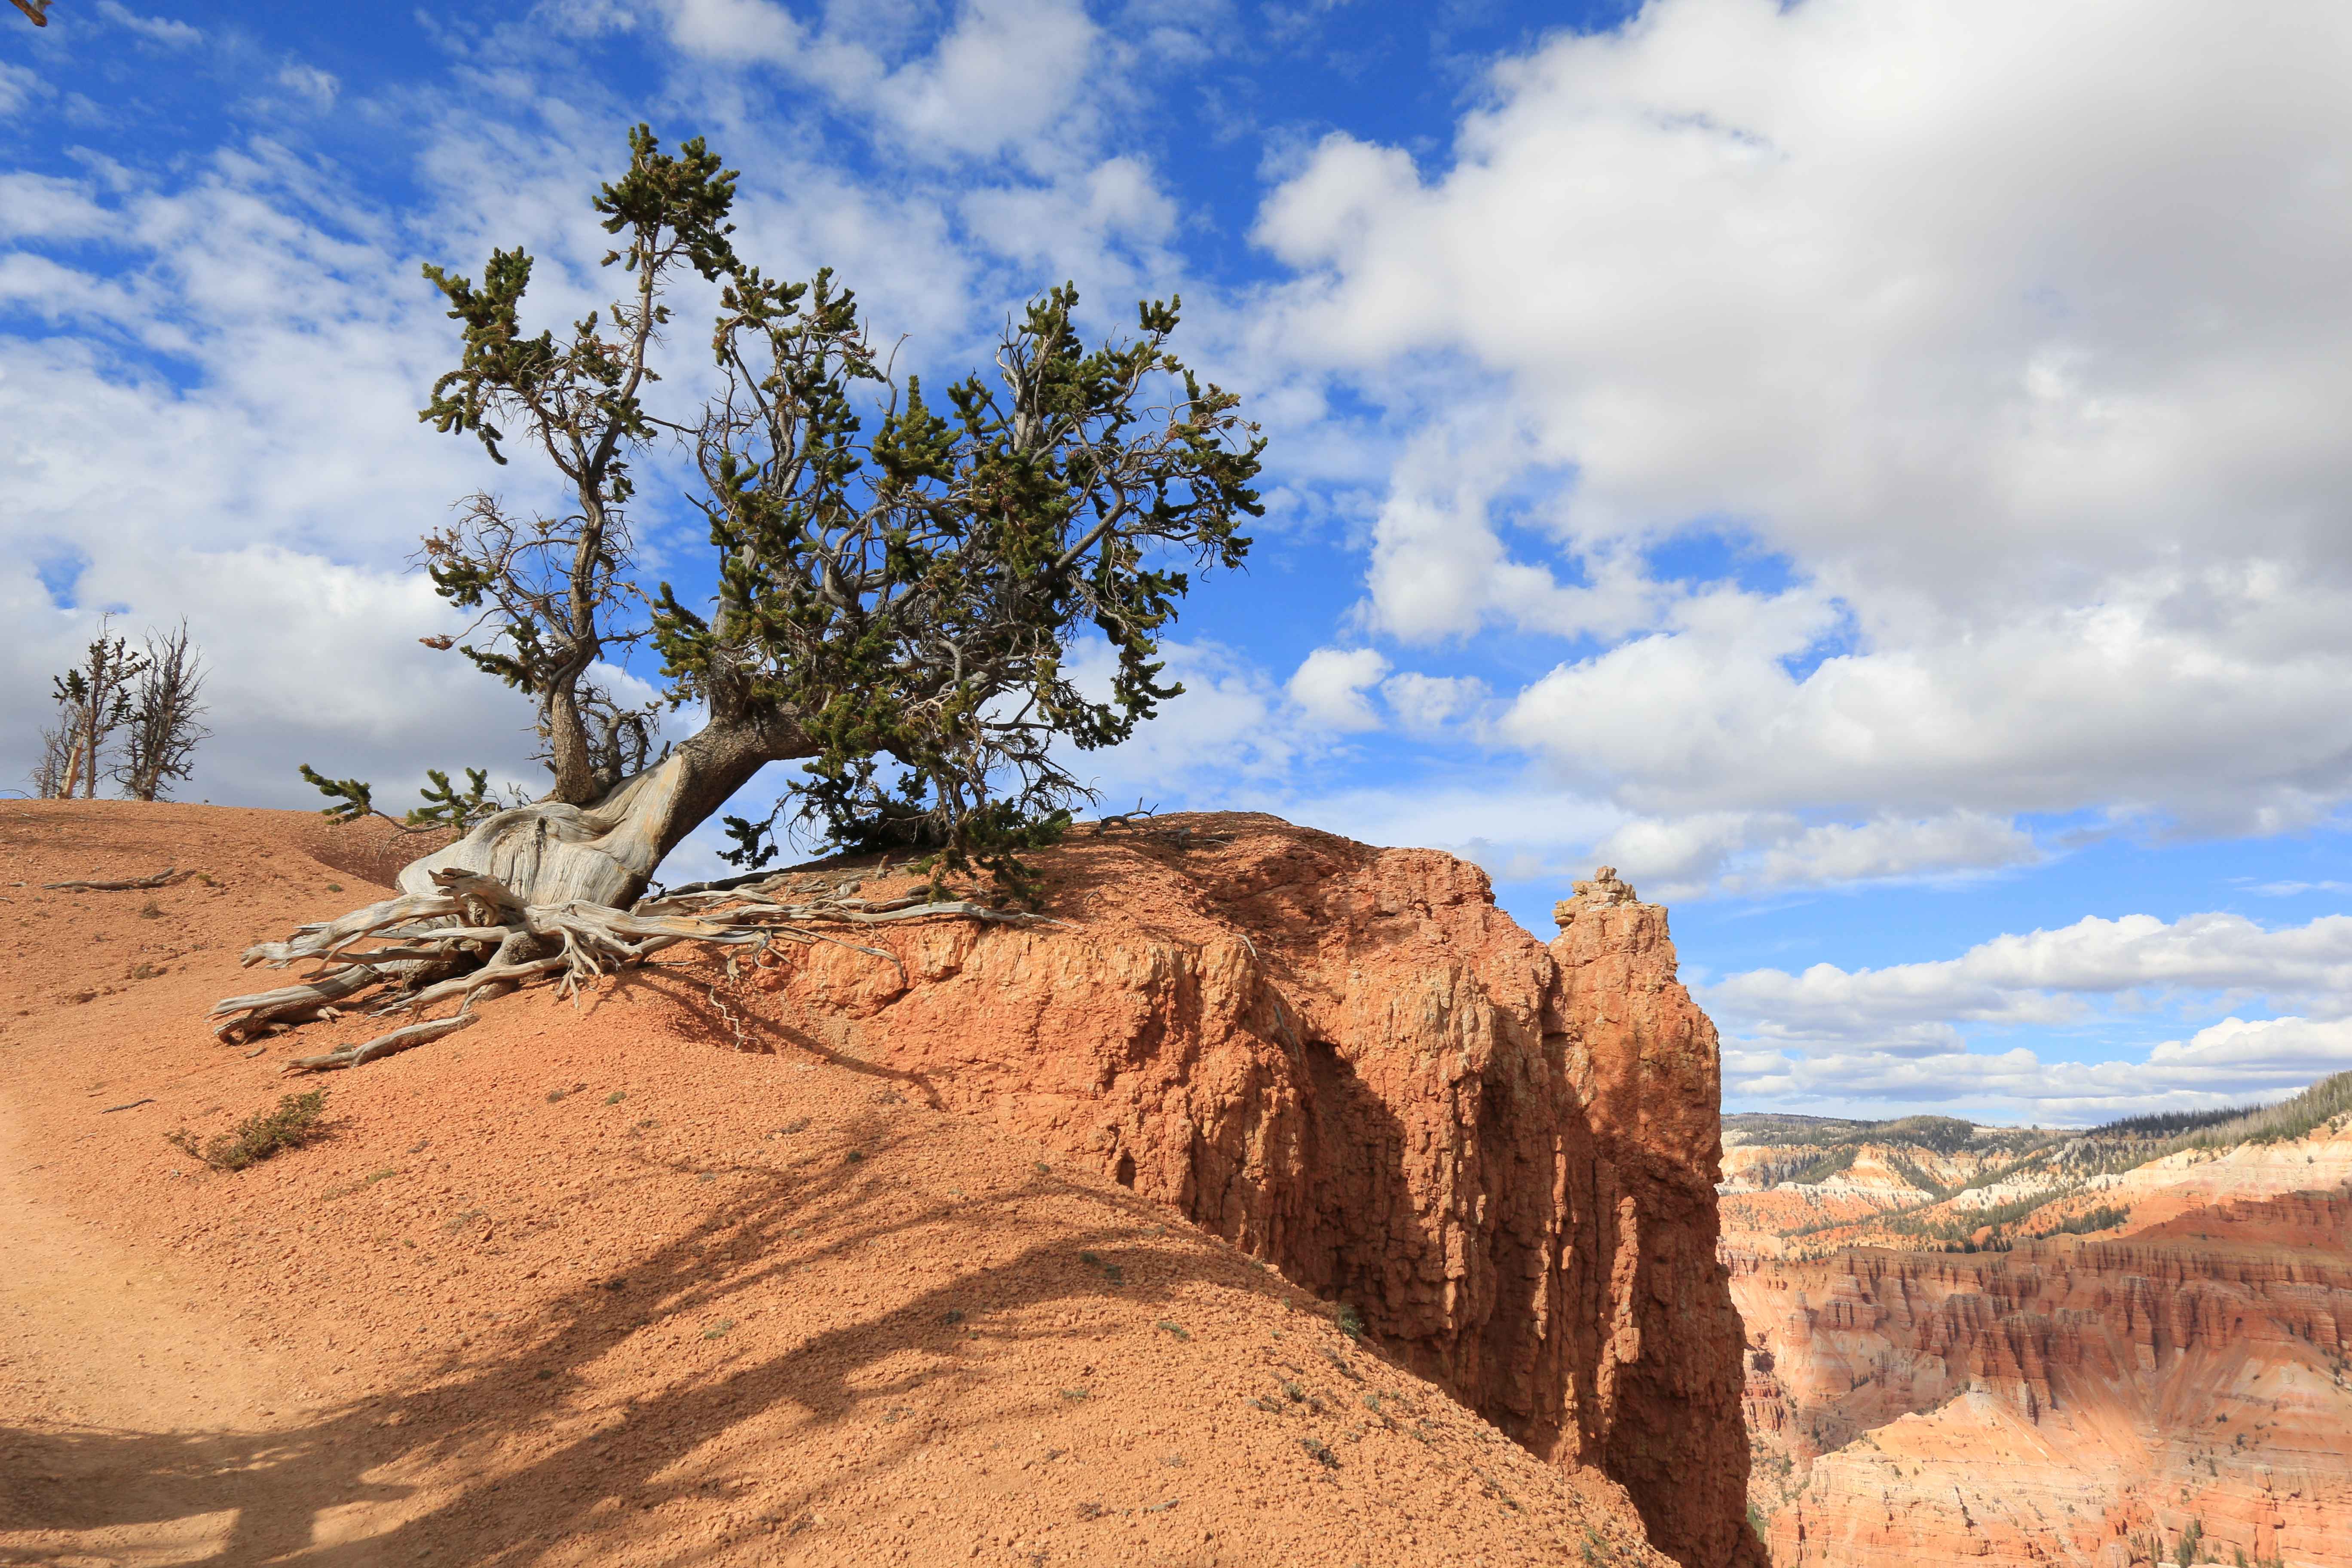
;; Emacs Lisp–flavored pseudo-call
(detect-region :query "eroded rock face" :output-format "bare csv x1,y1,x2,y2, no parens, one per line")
730,816,1761,1567
1733,1191,2352,1568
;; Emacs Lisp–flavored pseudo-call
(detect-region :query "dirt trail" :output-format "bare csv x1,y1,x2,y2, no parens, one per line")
0,1087,410,1568
0,801,1672,1568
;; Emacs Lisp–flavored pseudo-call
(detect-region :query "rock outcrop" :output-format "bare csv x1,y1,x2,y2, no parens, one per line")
721,821,1762,1567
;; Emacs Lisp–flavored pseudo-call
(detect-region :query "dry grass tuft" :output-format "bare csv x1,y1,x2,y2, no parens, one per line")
167,1090,329,1171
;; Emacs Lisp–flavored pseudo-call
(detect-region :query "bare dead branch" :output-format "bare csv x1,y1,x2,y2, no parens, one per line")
43,867,189,892
209,963,405,1041
390,955,568,1015
286,1012,479,1074
239,892,463,968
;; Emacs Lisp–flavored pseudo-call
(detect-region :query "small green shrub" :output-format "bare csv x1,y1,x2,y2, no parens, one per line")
1335,1302,1366,1341
165,1090,328,1171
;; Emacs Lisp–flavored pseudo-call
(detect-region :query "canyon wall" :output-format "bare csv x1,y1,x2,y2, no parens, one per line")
1733,1189,2352,1567
720,821,1762,1568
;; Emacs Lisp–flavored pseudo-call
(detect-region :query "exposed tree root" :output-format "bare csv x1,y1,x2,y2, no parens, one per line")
45,867,193,892
286,1012,479,1072
217,865,1066,1072
1084,805,1230,851
209,963,404,1041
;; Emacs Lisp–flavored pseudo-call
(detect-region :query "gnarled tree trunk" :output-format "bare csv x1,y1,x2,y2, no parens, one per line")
214,712,1068,1072
395,722,786,907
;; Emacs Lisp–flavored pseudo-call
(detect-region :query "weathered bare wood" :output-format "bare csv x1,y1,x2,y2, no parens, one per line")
367,923,518,945
397,745,771,911
762,925,906,983
241,892,460,968
304,944,473,968
796,899,1065,928
643,868,793,902
392,955,568,1014
287,1012,478,1073
209,963,386,1040
216,847,1059,1072
43,867,186,892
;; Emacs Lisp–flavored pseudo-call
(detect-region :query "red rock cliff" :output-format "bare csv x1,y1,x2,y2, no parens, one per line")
727,820,1762,1567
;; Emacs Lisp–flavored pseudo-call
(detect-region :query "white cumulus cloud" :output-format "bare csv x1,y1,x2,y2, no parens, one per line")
1254,0,2352,855
1286,646,1390,732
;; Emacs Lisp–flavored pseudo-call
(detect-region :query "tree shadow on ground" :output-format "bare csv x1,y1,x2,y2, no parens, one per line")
0,1100,1326,1567
618,964,951,1112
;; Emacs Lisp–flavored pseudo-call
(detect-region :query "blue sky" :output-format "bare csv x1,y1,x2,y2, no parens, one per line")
8,0,2352,1124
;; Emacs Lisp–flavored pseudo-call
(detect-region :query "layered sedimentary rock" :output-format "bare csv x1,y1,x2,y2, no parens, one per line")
1733,1189,2352,1567
722,824,1761,1567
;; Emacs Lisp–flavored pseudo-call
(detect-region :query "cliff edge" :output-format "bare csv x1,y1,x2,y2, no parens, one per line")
739,828,1762,1567
0,803,1758,1568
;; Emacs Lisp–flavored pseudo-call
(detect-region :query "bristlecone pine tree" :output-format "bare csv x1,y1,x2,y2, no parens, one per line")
217,125,1262,1071
37,617,149,800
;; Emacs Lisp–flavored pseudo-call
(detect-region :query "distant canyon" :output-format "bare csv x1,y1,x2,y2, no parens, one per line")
1719,1086,2352,1568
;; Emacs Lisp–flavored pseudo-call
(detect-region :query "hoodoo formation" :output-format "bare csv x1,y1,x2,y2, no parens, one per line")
1722,1099,2352,1566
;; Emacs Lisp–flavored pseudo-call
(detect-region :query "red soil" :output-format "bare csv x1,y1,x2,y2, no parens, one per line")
0,801,1674,1568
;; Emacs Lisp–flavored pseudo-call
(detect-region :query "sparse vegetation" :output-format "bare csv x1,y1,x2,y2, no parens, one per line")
32,618,210,800
1724,1112,2014,1155
1784,1144,1861,1185
2092,1103,2260,1139
2158,1070,2352,1151
165,1090,329,1171
2036,1203,2130,1237
1883,1153,1945,1197
114,621,210,801
321,1165,401,1199
36,619,145,800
